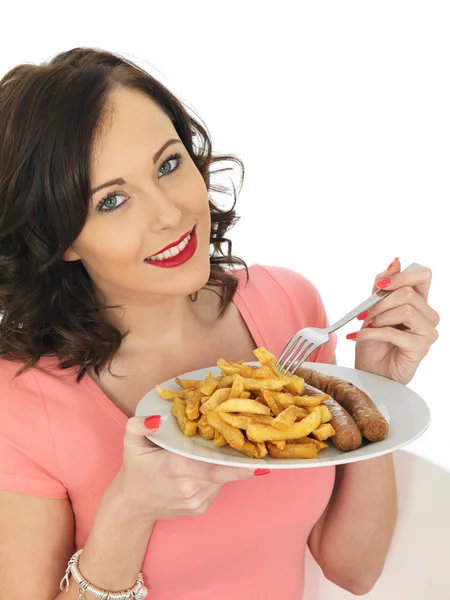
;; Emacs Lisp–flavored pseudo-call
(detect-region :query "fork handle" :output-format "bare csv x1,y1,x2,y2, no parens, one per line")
327,262,422,334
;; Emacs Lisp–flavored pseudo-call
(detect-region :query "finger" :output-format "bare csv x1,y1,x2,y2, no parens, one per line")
362,287,440,327
207,464,260,485
374,265,433,301
167,454,257,483
371,257,401,293
347,326,433,358
123,416,162,452
370,305,439,338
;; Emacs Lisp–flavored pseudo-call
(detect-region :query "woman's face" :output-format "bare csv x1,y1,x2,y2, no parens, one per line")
64,87,211,302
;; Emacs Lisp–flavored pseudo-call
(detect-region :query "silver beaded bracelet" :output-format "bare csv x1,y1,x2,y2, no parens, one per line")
60,549,148,599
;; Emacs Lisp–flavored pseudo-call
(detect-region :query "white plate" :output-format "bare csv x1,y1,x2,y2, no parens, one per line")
135,363,431,469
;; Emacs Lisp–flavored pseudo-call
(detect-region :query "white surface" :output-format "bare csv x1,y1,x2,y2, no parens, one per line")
304,451,450,599
135,362,430,469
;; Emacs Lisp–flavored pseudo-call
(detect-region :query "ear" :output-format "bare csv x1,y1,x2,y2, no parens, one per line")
63,246,81,262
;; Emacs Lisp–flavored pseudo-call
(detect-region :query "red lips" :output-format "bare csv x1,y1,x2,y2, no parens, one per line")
144,227,197,269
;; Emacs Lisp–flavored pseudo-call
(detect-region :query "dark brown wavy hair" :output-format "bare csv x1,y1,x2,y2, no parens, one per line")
0,48,247,381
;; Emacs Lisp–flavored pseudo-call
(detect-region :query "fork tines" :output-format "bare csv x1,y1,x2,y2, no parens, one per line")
276,336,318,376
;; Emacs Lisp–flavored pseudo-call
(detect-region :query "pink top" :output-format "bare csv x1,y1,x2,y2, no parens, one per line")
0,265,337,600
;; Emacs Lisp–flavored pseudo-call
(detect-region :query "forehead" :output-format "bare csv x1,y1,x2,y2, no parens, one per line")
91,87,176,173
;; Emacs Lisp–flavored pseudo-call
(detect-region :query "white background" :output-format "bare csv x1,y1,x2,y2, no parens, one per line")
1,1,448,597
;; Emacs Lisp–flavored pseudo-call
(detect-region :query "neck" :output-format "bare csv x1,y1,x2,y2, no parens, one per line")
98,286,223,358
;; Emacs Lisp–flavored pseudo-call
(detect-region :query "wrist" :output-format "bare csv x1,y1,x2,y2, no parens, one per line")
104,467,157,531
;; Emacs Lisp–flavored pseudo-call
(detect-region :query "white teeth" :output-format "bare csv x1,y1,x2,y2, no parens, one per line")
147,233,191,261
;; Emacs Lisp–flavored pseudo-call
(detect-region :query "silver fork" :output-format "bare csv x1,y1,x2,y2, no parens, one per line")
276,262,421,376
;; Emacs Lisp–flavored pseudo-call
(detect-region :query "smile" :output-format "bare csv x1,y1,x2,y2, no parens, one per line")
144,227,197,269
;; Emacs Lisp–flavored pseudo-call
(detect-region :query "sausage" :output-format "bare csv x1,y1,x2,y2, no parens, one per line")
304,383,362,451
297,367,388,442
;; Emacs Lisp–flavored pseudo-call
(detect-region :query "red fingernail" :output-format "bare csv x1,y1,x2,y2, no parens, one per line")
346,332,358,340
388,257,399,270
376,277,392,289
365,321,373,328
357,310,369,321
145,415,161,429
254,469,271,476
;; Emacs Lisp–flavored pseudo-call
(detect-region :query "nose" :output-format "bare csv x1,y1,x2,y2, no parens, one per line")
142,185,182,233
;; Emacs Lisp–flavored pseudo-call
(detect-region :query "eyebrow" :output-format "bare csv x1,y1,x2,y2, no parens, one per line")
90,138,182,196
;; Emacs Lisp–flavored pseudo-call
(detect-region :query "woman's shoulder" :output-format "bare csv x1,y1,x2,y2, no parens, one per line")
0,355,81,431
233,264,335,361
235,264,324,314
0,356,69,498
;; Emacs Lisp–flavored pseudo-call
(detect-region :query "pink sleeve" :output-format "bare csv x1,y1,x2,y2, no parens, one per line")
260,266,337,364
0,362,68,499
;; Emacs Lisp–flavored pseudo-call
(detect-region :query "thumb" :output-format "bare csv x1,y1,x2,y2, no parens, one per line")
123,415,162,453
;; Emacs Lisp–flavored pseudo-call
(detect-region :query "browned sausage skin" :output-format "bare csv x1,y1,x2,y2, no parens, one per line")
304,384,363,451
297,367,389,443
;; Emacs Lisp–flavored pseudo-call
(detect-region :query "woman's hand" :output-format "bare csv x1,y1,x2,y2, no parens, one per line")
347,258,440,385
113,415,260,525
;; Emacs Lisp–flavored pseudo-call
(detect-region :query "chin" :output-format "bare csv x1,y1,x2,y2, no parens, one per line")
144,251,212,298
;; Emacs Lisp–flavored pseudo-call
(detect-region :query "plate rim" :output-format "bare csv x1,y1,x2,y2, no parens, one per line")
135,362,431,469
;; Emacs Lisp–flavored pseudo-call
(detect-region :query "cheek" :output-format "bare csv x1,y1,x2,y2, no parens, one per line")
181,169,209,214
74,221,142,268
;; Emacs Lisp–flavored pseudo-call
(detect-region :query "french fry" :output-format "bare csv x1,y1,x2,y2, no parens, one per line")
241,391,252,399
175,377,201,389
239,364,253,378
262,390,283,416
251,366,274,379
267,442,318,459
246,407,321,442
157,386,195,401
275,392,329,408
253,347,277,366
270,440,286,450
206,411,246,450
200,388,232,413
200,373,219,396
283,375,305,396
218,412,273,429
218,375,236,388
214,430,228,447
185,389,203,421
307,404,332,423
216,413,253,430
255,441,268,458
197,415,215,440
230,375,245,398
271,405,307,431
312,423,335,442
290,437,329,451
237,440,268,458
217,359,241,375
273,392,296,408
243,376,291,391
218,399,271,415
253,347,285,377
172,398,198,436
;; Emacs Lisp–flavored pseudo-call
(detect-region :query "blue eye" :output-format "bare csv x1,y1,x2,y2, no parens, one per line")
158,152,182,178
97,192,128,213
96,152,183,214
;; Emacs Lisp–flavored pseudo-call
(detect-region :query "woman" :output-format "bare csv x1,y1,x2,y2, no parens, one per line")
0,48,439,600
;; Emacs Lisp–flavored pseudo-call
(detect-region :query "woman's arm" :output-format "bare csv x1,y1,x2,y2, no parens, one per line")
0,475,155,600
308,454,397,595
308,354,397,595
